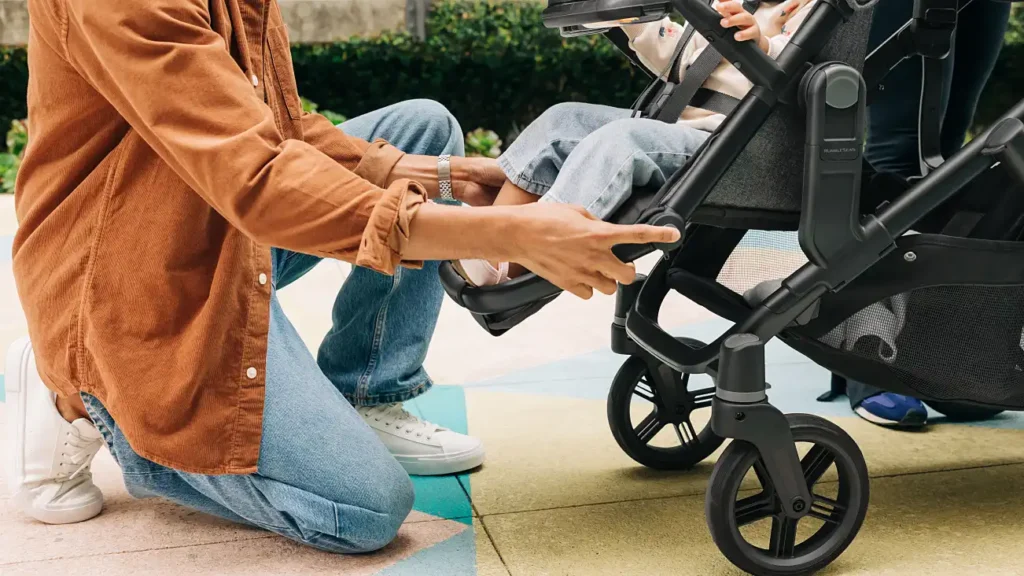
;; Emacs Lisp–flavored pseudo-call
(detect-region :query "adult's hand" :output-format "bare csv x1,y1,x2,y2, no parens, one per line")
451,157,505,207
406,202,680,300
507,203,679,299
389,155,504,207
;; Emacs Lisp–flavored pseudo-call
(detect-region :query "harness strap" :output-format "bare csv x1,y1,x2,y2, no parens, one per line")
689,87,742,115
651,0,762,123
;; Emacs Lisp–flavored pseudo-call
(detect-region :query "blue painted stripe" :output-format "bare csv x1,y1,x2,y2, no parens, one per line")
377,527,477,576
405,386,474,525
0,374,4,403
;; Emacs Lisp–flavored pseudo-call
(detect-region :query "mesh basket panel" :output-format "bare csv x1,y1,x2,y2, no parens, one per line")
818,285,1024,406
716,231,809,296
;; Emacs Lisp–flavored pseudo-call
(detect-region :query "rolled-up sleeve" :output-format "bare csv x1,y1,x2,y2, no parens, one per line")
63,0,420,274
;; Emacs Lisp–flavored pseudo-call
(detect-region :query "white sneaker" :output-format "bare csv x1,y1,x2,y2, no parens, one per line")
357,403,485,476
5,337,105,524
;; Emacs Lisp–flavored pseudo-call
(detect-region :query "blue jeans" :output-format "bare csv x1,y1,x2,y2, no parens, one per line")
498,102,710,219
864,0,1012,176
80,99,464,553
846,0,1011,407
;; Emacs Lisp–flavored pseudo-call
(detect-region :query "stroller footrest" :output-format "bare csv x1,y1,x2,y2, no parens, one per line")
438,262,562,314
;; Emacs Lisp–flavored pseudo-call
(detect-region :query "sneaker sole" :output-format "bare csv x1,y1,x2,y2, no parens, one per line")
394,445,486,476
14,492,104,525
854,405,927,428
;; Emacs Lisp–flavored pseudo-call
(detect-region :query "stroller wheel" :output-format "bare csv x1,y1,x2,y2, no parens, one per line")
924,400,1004,422
606,341,723,470
705,414,869,576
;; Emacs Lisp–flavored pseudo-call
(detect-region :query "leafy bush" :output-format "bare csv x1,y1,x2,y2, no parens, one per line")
290,1,645,141
465,128,503,158
0,119,26,194
300,97,347,125
0,48,27,148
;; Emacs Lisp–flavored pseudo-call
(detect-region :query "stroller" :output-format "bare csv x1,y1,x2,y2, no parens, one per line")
440,0,1024,573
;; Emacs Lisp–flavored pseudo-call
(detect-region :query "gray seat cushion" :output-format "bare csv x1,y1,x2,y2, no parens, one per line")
697,9,875,224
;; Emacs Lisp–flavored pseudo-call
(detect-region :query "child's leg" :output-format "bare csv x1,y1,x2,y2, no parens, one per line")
542,117,710,220
490,180,540,208
497,102,634,199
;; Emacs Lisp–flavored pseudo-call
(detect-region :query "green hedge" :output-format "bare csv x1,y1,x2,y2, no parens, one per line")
291,1,646,140
0,47,27,140
0,1,1020,143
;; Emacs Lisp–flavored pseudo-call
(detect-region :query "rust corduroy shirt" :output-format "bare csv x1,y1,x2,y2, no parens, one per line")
14,0,428,474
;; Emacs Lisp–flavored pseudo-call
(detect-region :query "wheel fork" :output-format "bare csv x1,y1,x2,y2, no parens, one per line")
710,334,812,519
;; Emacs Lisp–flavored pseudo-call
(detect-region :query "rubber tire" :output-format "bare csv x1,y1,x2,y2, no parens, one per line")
925,400,1004,422
706,414,870,576
607,353,724,471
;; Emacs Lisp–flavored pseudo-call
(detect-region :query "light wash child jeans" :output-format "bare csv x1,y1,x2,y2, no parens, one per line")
81,99,463,554
498,102,710,219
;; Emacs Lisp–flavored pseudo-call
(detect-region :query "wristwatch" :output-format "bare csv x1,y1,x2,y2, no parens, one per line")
437,154,454,202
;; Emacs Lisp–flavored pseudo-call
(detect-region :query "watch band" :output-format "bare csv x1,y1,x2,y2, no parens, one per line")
437,154,454,202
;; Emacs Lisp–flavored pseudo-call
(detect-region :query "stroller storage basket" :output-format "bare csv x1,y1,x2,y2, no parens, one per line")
782,234,1024,410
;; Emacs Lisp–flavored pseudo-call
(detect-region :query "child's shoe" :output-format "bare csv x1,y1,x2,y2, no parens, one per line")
451,260,510,287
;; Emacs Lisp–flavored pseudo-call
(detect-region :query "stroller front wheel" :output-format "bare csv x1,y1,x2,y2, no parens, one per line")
606,341,724,470
705,414,869,576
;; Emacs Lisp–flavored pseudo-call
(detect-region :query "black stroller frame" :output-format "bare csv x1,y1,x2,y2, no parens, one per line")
441,0,1024,573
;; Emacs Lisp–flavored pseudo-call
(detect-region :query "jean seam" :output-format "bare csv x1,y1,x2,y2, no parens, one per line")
354,267,402,405
501,137,582,194
580,150,690,216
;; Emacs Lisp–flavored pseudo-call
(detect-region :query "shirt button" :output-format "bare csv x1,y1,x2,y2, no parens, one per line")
251,74,259,87
258,273,268,286
246,367,257,379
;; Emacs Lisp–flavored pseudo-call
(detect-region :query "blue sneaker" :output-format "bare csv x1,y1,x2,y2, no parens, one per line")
854,392,928,428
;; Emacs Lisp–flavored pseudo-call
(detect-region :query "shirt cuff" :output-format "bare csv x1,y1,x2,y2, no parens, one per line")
353,139,407,189
354,179,427,274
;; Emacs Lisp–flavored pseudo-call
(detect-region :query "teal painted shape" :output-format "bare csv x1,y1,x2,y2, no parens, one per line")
0,374,4,403
376,526,477,576
405,386,473,525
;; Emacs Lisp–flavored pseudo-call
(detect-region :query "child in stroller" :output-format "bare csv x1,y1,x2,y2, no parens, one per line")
453,0,817,286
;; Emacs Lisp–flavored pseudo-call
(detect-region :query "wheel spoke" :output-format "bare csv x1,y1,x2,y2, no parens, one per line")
672,424,690,447
808,494,845,525
801,445,835,487
633,381,656,403
634,411,666,444
690,387,716,410
682,418,698,443
769,516,799,558
752,458,774,492
735,494,775,526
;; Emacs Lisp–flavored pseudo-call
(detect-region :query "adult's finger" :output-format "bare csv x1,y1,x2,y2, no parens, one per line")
607,223,682,246
565,284,594,300
605,260,637,286
583,270,619,296
596,255,637,286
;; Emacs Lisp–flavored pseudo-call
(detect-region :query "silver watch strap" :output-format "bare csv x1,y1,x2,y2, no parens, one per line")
437,154,454,201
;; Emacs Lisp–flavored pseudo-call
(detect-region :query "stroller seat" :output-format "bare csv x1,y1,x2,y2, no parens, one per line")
440,0,876,335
